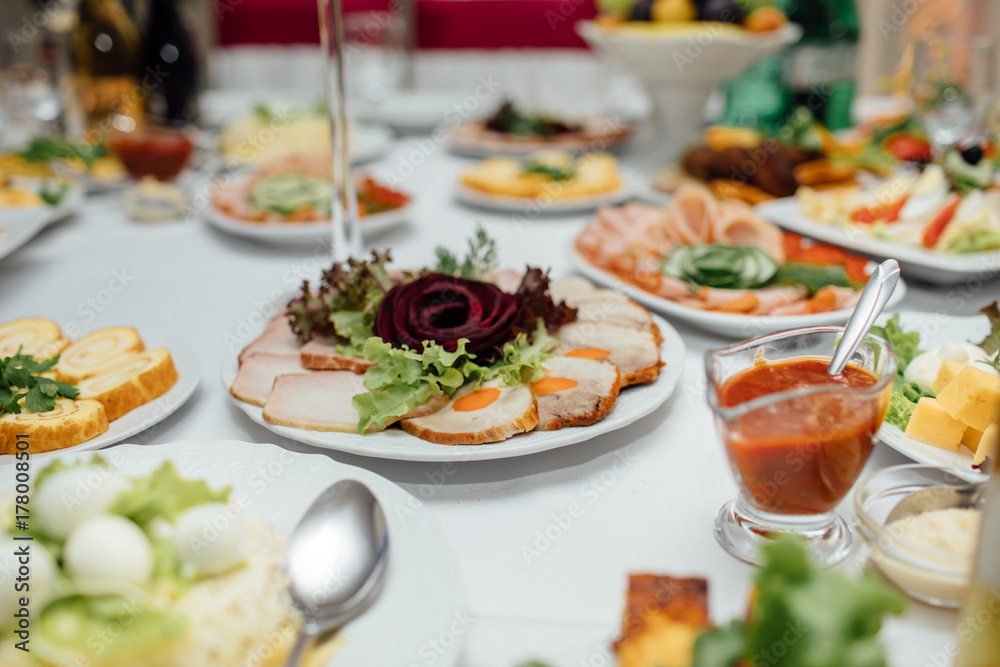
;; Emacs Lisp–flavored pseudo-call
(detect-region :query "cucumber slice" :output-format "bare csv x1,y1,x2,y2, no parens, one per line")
660,244,778,290
251,174,332,216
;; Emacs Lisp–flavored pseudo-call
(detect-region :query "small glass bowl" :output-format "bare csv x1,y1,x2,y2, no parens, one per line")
853,464,984,608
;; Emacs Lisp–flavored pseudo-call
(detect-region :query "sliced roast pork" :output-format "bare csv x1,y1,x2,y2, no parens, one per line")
230,353,310,407
400,379,538,445
238,322,302,364
555,322,661,386
531,356,621,431
300,338,374,373
571,296,658,340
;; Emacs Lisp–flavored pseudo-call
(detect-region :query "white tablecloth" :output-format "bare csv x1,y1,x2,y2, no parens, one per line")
0,135,985,667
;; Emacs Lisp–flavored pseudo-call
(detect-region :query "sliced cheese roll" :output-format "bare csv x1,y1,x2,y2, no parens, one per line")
76,349,178,421
263,371,449,433
56,326,145,382
230,354,310,407
0,398,108,454
532,356,621,431
400,379,538,445
555,322,661,387
0,317,69,359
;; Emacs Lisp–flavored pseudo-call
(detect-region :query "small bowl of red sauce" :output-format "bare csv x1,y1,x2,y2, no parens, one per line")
107,126,195,181
705,326,897,567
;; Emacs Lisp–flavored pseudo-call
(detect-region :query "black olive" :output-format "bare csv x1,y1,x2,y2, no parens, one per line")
960,144,984,165
696,0,743,23
629,0,655,21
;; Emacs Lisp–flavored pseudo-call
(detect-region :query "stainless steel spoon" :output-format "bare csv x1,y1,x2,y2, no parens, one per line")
886,480,985,524
828,259,901,376
283,479,389,667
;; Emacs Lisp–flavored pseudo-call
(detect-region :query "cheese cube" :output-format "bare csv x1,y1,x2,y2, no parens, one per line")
905,397,966,451
961,425,984,450
932,360,967,394
936,366,1000,432
970,423,999,467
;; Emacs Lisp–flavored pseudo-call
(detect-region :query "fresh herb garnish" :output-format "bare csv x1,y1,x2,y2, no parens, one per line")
483,101,579,138
770,262,855,295
0,351,79,416
693,536,905,667
976,300,1000,355
433,224,498,280
870,313,921,373
522,163,577,182
17,137,108,169
39,183,68,206
287,249,396,345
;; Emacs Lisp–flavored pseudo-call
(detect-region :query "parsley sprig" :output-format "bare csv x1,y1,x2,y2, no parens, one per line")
433,225,498,280
0,352,79,415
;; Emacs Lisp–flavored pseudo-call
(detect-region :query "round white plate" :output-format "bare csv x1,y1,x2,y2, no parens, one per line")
570,248,908,339
368,90,466,133
455,183,631,215
876,311,992,475
222,314,685,462
0,185,84,261
0,440,464,667
0,340,200,463
757,197,1000,285
204,200,411,243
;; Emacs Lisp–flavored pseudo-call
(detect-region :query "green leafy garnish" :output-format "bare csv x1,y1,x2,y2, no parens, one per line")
352,338,488,433
977,300,1000,356
0,351,79,416
433,224,498,280
884,381,934,430
771,262,855,295
522,163,577,182
694,536,905,667
17,137,108,169
483,101,578,138
39,183,68,206
488,324,559,386
870,314,921,373
113,462,230,527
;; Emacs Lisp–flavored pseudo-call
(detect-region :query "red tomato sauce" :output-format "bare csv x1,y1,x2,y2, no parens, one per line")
719,357,881,515
109,130,193,181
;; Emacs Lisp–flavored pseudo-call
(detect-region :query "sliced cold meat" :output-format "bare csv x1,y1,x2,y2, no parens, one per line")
668,183,716,245
300,338,374,373
555,322,661,386
712,199,786,263
531,356,621,431
229,353,310,407
238,323,301,364
400,379,538,445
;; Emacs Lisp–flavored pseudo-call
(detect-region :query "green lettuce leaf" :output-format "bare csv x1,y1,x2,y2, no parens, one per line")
330,310,375,358
870,314,920,373
977,301,1000,356
113,462,230,527
487,325,559,386
694,536,905,667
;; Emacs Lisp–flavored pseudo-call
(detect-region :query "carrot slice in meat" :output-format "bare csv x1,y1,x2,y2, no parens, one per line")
453,387,501,412
806,286,839,313
531,377,578,396
565,348,611,360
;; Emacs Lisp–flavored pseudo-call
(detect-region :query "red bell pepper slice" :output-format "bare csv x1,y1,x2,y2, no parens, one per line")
922,195,962,248
850,196,908,224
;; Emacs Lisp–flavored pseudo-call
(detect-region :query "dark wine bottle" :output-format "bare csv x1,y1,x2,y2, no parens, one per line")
142,0,200,124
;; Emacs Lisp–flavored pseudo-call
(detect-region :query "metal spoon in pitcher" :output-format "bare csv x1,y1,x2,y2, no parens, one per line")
283,479,389,667
828,259,901,376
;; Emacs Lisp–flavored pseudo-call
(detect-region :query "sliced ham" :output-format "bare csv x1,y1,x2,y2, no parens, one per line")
668,183,716,245
263,371,367,432
239,324,301,364
713,200,786,263
549,276,600,303
300,338,374,373
572,296,659,340
400,380,538,445
533,356,621,431
595,205,638,235
625,203,679,257
230,354,310,407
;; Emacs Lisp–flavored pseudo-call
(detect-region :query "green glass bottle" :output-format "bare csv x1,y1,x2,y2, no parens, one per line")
783,0,860,131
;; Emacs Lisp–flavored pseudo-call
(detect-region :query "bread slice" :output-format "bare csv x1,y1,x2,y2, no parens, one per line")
76,349,178,421
230,354,310,407
555,322,662,386
532,356,621,431
613,575,712,667
55,326,145,382
400,380,538,445
0,317,69,359
0,398,109,454
263,372,448,433
300,339,374,373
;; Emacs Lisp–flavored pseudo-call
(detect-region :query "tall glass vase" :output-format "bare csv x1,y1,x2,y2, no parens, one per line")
318,0,361,262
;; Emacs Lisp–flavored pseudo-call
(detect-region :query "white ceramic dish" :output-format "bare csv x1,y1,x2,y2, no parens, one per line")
222,314,685,462
204,200,411,243
455,183,631,215
369,90,466,133
0,440,464,667
757,197,1000,285
0,340,200,463
876,311,993,475
570,248,908,339
447,121,635,158
0,185,84,261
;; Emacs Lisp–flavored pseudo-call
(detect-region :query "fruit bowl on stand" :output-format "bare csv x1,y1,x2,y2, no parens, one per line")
577,19,801,167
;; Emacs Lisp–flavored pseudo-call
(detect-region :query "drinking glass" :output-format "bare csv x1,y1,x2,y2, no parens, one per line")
343,11,406,111
705,327,896,567
911,37,998,153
